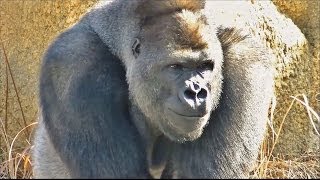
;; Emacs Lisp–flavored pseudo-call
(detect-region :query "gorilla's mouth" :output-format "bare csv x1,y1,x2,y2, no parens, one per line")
165,107,210,131
168,108,204,118
162,108,209,142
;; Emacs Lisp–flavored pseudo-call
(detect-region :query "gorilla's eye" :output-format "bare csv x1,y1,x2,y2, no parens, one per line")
132,38,141,58
199,61,214,71
169,64,184,70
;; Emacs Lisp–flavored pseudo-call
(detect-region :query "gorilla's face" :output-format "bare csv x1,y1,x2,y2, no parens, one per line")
126,13,223,142
158,50,222,142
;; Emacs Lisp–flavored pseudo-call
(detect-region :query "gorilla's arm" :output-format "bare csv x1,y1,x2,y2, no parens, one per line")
170,28,275,178
39,21,149,178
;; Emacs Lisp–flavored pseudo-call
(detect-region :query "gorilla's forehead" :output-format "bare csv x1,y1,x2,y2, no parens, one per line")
141,10,211,51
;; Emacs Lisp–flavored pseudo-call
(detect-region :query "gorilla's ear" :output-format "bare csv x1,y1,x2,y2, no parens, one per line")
132,38,141,58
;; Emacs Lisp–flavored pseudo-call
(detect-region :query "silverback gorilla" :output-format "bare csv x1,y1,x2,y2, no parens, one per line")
32,0,275,178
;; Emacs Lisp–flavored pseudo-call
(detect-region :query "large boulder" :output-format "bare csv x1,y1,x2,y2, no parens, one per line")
207,0,319,156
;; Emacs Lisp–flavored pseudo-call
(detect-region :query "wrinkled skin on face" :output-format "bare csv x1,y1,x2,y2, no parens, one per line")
126,11,223,142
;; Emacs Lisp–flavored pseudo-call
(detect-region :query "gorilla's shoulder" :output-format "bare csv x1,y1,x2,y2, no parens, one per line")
39,19,125,106
42,21,113,66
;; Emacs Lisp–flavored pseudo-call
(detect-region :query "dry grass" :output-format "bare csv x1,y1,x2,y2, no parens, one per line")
253,152,320,179
0,42,319,179
250,94,320,179
0,120,36,179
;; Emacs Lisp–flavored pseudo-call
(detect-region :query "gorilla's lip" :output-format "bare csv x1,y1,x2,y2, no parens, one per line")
168,108,204,118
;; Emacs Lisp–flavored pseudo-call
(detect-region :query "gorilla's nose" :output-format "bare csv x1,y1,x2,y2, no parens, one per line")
178,81,208,115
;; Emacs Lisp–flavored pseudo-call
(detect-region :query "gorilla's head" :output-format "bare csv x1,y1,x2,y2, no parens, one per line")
126,10,223,142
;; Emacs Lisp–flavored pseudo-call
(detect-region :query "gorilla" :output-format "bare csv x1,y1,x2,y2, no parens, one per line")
32,0,275,178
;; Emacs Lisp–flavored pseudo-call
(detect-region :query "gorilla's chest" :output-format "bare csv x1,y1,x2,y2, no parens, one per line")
147,135,173,178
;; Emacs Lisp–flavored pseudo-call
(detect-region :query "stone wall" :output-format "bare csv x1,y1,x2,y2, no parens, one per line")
270,0,320,155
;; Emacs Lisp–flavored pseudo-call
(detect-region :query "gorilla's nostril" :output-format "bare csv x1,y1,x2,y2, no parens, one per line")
184,89,196,99
193,83,200,90
197,89,207,99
